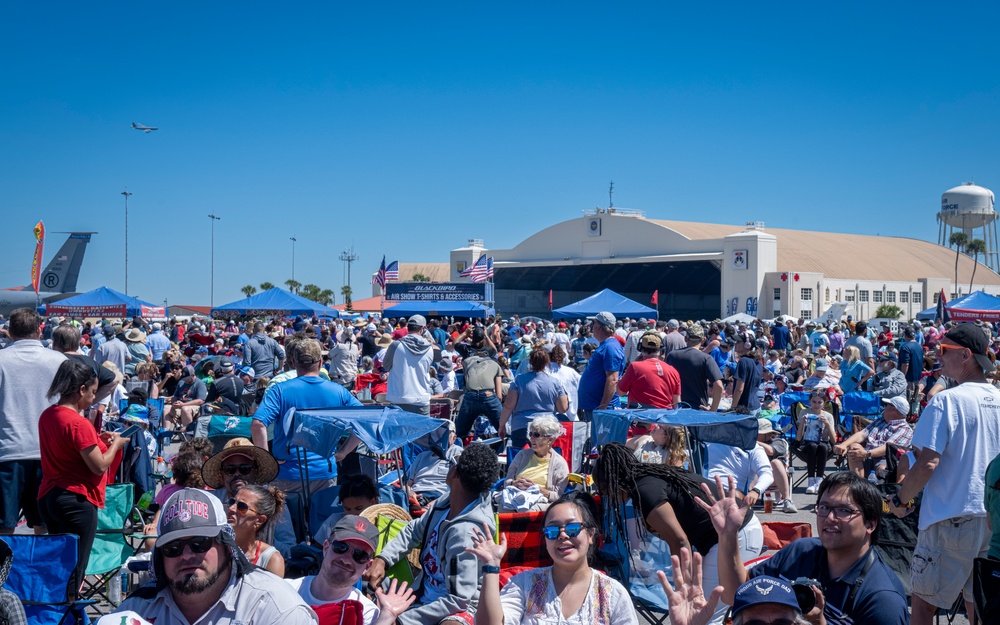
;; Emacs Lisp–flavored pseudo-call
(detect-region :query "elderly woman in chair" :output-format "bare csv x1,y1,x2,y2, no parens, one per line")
500,415,569,512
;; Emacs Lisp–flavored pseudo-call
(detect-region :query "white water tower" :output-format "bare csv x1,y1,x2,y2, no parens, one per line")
937,182,999,274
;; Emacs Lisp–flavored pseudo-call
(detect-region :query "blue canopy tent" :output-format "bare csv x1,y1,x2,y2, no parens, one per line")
42,286,166,318
915,290,1000,322
385,300,495,319
283,405,451,458
592,407,758,450
211,287,337,318
552,288,657,320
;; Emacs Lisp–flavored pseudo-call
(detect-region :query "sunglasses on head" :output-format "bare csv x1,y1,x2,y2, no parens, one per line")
160,536,215,558
222,464,254,477
329,540,373,564
226,498,256,514
541,523,590,539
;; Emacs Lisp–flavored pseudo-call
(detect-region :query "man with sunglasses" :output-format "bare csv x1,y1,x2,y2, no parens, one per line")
287,516,414,625
115,488,315,625
703,471,908,625
891,324,1000,625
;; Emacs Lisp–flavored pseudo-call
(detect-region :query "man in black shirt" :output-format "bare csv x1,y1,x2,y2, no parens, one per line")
206,359,245,413
666,324,723,411
731,340,763,410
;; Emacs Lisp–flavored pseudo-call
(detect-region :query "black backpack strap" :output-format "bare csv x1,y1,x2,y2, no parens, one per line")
843,548,876,616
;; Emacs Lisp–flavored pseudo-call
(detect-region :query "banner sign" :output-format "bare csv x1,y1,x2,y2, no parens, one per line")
31,221,44,295
385,282,492,302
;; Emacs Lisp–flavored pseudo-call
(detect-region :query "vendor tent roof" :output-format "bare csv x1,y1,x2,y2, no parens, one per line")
915,290,1000,322
43,286,166,318
552,288,657,320
211,287,337,318
384,300,494,319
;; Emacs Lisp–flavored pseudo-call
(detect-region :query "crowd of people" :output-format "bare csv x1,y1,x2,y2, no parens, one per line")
0,304,999,625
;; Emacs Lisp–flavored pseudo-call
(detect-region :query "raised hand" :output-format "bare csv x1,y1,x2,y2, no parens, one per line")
658,548,723,625
465,522,506,567
696,475,746,538
375,579,417,619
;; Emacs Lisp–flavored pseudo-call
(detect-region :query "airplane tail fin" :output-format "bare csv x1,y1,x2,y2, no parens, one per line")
30,233,94,293
131,122,137,128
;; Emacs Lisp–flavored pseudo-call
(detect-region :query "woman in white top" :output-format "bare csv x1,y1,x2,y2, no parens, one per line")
548,345,581,419
227,484,286,576
796,389,837,494
469,492,638,625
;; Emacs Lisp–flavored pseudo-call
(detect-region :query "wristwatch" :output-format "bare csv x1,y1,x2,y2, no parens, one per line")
891,494,914,509
483,565,501,575
751,487,763,497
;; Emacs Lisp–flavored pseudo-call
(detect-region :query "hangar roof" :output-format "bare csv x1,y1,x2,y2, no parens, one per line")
651,219,1000,284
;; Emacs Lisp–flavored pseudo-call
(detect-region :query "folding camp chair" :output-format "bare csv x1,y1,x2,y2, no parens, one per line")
4,534,93,625
497,511,552,569
840,391,883,435
597,503,670,625
80,483,134,610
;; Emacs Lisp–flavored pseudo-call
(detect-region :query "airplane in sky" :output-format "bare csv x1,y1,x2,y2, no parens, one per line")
131,122,158,133
0,232,95,317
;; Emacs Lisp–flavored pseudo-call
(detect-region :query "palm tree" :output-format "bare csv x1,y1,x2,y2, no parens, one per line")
411,273,431,282
240,285,257,298
967,238,987,292
341,285,353,310
299,284,321,301
317,289,335,306
285,279,301,294
259,281,275,291
949,232,969,296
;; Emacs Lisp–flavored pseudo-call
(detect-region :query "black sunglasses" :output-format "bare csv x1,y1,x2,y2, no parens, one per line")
330,540,373,564
226,498,257,514
160,536,215,558
222,464,254,477
541,523,590,539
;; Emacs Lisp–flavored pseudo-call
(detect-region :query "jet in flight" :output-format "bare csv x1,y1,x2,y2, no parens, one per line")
131,122,158,133
0,232,95,317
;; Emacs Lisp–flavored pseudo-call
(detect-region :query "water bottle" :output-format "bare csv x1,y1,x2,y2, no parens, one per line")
156,456,167,474
108,570,121,605
867,470,878,484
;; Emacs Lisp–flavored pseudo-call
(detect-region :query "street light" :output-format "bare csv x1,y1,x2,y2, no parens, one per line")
121,189,132,293
208,214,221,307
290,236,297,282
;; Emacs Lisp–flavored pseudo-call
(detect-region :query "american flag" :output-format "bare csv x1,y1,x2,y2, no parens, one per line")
473,257,494,283
460,254,487,278
373,256,387,288
385,261,399,281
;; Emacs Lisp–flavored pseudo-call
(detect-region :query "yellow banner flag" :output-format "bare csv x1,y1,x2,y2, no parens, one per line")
31,221,45,295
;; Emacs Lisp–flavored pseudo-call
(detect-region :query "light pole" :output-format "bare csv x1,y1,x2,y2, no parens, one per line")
208,214,221,307
339,247,359,295
121,189,132,293
290,237,297,282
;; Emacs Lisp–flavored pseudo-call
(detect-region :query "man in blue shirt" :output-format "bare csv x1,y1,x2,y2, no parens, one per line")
146,322,172,363
251,338,361,495
771,320,790,353
578,311,624,421
896,327,925,402
705,471,909,625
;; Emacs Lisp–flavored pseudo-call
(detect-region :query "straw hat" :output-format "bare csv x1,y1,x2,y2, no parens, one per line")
376,333,393,348
125,328,147,343
201,437,279,489
361,503,421,570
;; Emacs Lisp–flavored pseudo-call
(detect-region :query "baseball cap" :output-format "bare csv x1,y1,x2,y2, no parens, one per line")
587,311,616,328
944,323,993,371
667,319,679,329
331,515,378,552
218,359,234,373
877,348,897,362
181,365,196,377
156,488,229,547
686,324,705,339
238,365,255,378
882,396,909,415
814,358,829,371
757,418,775,435
731,575,801,618
639,331,662,350
102,325,116,338
408,315,427,327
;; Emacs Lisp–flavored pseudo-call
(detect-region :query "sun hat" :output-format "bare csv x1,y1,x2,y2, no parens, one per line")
376,333,393,348
200,438,279,489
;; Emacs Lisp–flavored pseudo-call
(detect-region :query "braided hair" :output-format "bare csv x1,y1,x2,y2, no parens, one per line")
593,441,706,548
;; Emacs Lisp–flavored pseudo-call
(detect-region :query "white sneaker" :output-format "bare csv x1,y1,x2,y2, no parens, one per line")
782,499,798,513
805,477,820,494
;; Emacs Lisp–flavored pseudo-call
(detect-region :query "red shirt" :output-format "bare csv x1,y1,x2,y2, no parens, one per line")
617,358,682,408
38,405,109,507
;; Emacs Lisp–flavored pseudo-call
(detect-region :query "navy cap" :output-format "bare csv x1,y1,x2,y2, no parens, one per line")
732,576,801,617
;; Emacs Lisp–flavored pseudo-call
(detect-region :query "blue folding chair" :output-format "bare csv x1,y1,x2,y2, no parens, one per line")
3,534,92,625
598,502,671,625
841,391,883,434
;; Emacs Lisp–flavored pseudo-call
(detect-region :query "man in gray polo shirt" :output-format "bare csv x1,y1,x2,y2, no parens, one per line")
242,322,286,381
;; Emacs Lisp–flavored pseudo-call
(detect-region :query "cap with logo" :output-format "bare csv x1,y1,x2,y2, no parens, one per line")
731,575,801,617
156,488,228,547
331,515,378,552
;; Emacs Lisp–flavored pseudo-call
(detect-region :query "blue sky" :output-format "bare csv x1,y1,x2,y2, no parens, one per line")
2,3,999,307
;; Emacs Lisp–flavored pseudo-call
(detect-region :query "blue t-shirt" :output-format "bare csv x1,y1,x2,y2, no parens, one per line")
509,371,567,432
253,375,363,481
897,341,924,382
771,324,790,351
839,360,872,393
578,338,625,411
751,538,908,625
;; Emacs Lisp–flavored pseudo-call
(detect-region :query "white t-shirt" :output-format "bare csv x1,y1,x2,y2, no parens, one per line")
706,443,774,495
286,576,379,625
911,382,1000,529
500,567,637,625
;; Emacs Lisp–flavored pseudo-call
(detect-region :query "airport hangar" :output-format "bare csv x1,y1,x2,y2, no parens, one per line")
445,209,1000,321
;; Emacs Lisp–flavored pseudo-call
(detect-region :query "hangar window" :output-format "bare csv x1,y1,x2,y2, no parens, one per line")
913,293,922,304
873,291,883,303
845,293,856,303
886,291,896,303
800,288,813,301
801,311,813,320
773,288,781,301
899,292,909,303
859,291,869,302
